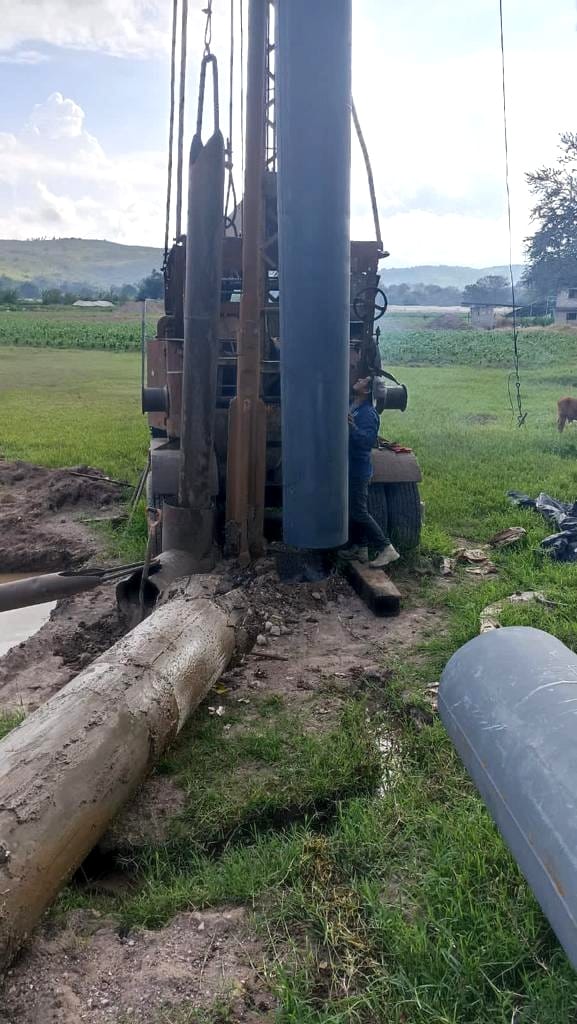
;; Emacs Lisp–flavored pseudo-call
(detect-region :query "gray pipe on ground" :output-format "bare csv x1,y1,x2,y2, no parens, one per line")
440,626,577,971
276,0,352,549
0,576,242,974
0,563,157,614
0,572,103,613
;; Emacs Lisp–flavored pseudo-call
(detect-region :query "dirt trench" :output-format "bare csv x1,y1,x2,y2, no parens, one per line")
0,461,447,1023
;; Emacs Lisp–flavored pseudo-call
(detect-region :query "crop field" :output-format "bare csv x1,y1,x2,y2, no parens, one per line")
0,303,160,351
382,324,577,367
3,336,577,1020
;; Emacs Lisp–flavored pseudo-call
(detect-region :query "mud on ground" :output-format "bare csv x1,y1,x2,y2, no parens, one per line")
0,459,128,711
0,465,447,1022
0,459,125,573
0,907,274,1024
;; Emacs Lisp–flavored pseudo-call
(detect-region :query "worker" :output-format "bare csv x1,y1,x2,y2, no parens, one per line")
342,375,400,568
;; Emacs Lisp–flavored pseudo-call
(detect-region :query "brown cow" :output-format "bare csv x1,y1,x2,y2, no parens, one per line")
557,396,577,432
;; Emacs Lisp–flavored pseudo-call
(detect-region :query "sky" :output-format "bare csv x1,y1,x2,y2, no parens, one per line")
0,0,575,268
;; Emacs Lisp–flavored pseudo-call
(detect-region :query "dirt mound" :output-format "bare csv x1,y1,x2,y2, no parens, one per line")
0,460,126,572
427,313,470,330
0,907,274,1024
0,587,125,711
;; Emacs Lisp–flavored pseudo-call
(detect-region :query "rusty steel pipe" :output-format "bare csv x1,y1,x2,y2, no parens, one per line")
0,564,152,615
0,573,101,613
177,74,225,567
225,0,268,562
0,576,240,974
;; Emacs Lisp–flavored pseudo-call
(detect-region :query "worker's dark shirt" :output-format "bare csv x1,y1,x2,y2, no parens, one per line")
349,399,379,480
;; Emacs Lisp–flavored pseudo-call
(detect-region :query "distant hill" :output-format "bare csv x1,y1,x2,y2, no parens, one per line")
0,238,162,289
0,240,525,293
381,265,524,288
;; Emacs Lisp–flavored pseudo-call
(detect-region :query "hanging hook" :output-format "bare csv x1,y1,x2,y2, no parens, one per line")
196,53,220,141
203,1,213,56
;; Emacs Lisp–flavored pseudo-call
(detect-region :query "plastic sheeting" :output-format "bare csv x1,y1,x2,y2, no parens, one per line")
508,490,577,561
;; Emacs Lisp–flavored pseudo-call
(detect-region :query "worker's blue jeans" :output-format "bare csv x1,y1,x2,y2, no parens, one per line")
348,476,388,551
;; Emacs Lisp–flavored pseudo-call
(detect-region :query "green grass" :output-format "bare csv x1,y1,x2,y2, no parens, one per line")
0,347,148,481
6,340,577,1019
0,711,24,740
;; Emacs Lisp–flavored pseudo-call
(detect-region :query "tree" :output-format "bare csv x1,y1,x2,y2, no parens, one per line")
137,269,164,301
41,288,64,305
523,132,577,300
462,275,511,305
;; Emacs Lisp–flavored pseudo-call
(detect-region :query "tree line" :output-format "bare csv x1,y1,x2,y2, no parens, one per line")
0,269,164,307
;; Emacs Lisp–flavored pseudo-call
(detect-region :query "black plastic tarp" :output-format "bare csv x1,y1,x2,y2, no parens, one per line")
508,491,577,561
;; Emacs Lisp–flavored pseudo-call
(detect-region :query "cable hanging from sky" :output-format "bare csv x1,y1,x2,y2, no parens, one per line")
499,0,527,427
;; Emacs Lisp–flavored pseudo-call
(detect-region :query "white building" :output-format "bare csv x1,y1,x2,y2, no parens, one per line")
555,288,577,326
73,299,114,308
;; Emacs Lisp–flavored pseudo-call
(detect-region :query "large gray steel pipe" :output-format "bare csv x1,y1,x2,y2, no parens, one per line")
276,0,352,549
173,56,225,568
440,626,577,970
0,576,240,973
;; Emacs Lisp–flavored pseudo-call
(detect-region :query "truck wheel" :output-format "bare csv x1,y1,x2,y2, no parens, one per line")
367,482,389,541
384,482,422,551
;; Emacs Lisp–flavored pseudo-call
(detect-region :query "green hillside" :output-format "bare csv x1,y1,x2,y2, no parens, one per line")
0,239,525,292
0,238,162,289
382,264,524,288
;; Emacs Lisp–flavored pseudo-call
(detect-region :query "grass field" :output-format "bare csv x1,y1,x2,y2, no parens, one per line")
4,336,577,1021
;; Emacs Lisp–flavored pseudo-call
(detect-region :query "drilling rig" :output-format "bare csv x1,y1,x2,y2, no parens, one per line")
142,0,422,570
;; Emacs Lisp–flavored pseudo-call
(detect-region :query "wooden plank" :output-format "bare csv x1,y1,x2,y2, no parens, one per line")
344,560,401,617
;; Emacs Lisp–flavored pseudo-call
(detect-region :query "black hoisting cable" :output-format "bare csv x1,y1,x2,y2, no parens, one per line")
175,0,189,239
499,0,526,427
224,0,239,235
352,97,383,252
163,0,179,266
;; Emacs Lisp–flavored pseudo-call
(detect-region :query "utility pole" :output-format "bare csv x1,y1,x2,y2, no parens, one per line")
225,0,268,563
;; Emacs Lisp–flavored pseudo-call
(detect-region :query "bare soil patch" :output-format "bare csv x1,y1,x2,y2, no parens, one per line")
0,460,125,573
0,459,128,710
0,908,274,1024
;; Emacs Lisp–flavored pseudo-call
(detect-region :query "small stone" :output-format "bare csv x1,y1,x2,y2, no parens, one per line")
311,591,322,601
264,621,273,633
269,625,281,637
256,634,268,646
280,625,290,635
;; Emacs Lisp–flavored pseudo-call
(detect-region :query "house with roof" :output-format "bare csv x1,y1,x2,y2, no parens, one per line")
555,287,577,326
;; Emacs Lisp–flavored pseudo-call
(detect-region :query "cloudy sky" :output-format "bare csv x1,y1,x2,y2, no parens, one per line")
0,0,574,267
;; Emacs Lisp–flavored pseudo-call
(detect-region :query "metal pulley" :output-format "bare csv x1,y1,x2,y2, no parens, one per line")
372,371,408,412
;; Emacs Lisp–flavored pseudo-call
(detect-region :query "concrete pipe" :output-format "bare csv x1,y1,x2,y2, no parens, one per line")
0,576,242,974
439,626,577,970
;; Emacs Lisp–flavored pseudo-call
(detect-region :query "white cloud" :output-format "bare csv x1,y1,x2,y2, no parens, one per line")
0,48,48,64
0,0,170,58
0,92,166,246
351,14,577,265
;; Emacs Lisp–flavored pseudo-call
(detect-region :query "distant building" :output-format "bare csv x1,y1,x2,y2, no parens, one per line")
463,301,519,329
467,303,497,329
555,287,577,326
73,299,114,308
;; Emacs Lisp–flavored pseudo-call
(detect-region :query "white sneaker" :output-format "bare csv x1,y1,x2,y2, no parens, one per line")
368,544,400,569
340,545,369,563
